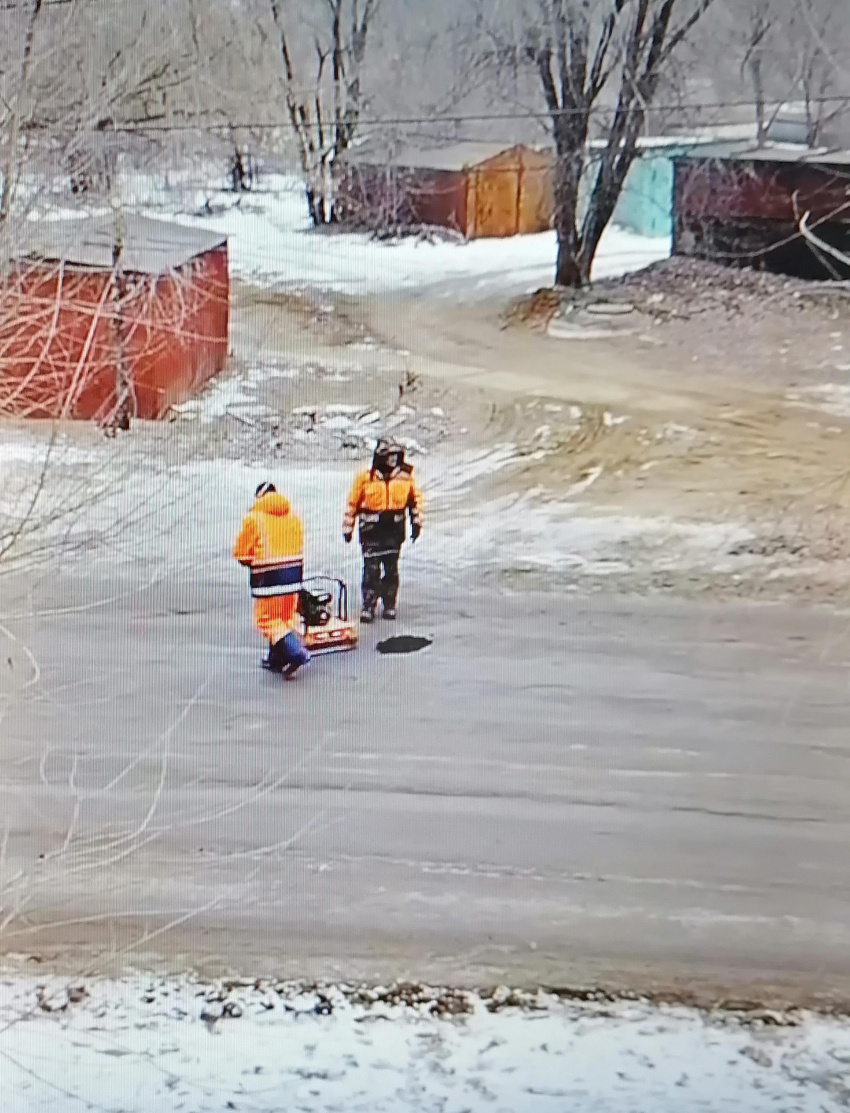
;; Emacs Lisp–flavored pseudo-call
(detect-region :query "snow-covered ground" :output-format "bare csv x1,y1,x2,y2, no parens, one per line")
2,976,849,1112
440,490,754,579
0,423,756,591
29,171,670,299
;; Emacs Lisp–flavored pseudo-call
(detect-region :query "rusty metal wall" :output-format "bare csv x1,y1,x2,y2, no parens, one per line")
335,164,468,233
674,157,850,227
467,147,554,239
0,245,229,422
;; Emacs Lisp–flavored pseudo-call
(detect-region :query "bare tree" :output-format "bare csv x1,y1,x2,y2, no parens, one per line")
479,0,717,287
791,0,850,146
710,0,850,150
260,0,381,224
738,0,774,147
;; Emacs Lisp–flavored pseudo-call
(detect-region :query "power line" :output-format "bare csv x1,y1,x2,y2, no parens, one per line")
58,93,850,134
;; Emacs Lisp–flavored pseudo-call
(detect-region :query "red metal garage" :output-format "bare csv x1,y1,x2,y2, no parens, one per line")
672,143,850,279
0,215,229,422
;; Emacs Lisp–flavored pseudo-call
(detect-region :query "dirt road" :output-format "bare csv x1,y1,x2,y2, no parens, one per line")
356,286,850,600
3,559,850,1006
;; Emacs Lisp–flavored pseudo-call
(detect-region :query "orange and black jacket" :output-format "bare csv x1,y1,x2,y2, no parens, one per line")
344,464,423,553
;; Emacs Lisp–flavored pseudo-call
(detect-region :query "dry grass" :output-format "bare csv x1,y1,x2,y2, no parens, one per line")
501,287,565,331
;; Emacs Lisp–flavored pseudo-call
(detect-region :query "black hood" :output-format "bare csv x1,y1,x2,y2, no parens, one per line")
371,439,407,475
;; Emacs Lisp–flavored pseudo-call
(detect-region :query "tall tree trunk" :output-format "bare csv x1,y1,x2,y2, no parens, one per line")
109,212,132,435
0,0,44,226
553,156,584,287
579,128,645,285
552,111,589,288
751,54,767,146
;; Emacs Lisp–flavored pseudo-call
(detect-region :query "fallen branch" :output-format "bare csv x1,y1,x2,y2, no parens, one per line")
799,210,850,271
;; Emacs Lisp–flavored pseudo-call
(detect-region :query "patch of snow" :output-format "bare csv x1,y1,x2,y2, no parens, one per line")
253,362,301,380
431,446,520,497
173,376,267,421
2,976,850,1113
446,494,752,576
394,435,426,455
0,439,97,468
323,415,355,430
567,465,604,497
0,421,752,591
106,173,669,299
788,384,850,419
172,355,308,423
325,403,366,415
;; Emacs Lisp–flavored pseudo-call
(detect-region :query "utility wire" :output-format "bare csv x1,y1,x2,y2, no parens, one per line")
46,93,850,134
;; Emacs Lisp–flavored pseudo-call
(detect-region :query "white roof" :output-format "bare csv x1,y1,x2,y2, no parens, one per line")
15,214,227,274
341,141,552,172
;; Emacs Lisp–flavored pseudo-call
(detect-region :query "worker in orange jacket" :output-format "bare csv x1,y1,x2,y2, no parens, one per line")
343,439,423,622
233,482,311,679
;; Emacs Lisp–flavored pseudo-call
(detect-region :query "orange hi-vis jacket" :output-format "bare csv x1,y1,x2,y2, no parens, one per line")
233,491,303,644
343,464,423,554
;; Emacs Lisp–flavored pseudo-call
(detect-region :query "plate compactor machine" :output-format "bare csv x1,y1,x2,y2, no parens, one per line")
298,576,359,656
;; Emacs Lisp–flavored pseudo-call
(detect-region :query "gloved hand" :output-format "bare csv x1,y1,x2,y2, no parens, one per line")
343,532,353,545
411,524,421,543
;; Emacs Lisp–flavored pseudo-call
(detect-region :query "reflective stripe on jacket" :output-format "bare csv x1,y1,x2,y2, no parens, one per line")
233,491,304,640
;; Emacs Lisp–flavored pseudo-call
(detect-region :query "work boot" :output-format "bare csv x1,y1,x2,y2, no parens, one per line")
382,605,396,621
360,606,376,624
283,659,309,681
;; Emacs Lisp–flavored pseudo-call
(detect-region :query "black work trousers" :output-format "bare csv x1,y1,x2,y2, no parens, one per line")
362,548,401,610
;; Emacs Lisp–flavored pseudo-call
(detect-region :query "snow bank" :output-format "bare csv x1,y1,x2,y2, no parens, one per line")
29,173,670,299
1,976,848,1112
171,176,670,297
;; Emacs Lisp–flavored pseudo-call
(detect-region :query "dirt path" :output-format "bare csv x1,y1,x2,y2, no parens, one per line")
347,288,850,601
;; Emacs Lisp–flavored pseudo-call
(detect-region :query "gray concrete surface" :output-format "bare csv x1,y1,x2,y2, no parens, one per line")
2,565,850,1003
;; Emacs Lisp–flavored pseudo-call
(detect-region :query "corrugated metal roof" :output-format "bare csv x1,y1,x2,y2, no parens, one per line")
675,141,850,166
14,214,227,274
340,141,552,172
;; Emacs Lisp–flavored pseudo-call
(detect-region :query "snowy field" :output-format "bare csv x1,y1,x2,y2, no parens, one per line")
2,976,850,1112
27,170,670,299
